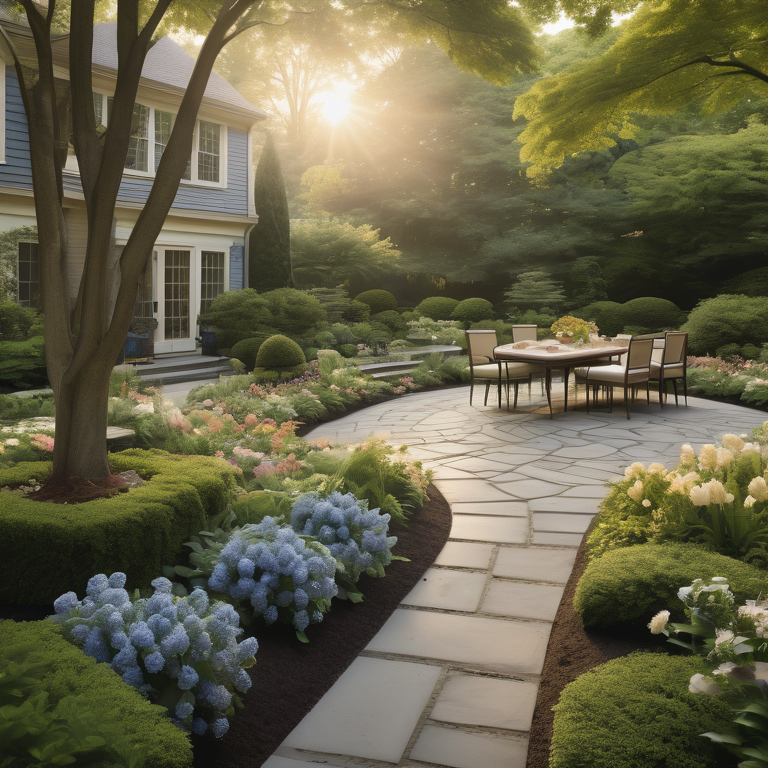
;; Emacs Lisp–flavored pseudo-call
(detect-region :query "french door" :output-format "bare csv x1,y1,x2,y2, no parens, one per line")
153,248,197,354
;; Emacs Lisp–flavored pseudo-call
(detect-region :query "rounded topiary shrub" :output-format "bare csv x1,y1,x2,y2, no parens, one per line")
415,296,460,320
353,290,397,315
577,300,626,336
574,542,768,629
372,310,407,335
621,297,686,332
682,294,768,356
230,335,270,372
450,298,494,324
343,300,371,323
255,334,307,369
723,266,768,297
550,653,735,768
338,343,358,358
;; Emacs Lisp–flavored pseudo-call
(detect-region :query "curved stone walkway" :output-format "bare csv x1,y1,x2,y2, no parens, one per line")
263,388,766,768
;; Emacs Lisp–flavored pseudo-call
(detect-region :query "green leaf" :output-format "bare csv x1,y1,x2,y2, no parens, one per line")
390,555,411,562
295,630,309,643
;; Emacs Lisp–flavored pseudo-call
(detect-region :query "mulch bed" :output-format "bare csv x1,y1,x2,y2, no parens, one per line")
525,526,668,768
191,484,452,768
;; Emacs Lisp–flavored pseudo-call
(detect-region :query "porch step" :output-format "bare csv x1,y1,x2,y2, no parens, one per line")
125,354,236,385
360,361,421,378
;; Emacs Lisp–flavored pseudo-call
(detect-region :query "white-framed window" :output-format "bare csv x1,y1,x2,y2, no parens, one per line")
17,241,39,307
200,251,225,316
67,92,226,186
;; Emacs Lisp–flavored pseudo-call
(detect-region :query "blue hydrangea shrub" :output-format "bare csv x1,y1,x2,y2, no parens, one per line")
207,516,338,636
50,573,257,738
290,492,397,595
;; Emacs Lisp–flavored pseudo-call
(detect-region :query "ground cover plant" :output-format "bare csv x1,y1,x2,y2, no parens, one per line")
687,354,768,409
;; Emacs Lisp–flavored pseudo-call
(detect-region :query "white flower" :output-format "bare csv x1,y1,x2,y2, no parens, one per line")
744,495,757,508
5,438,19,446
748,476,768,502
698,444,719,470
690,484,711,506
713,662,738,676
680,443,696,464
689,673,723,696
715,629,752,654
717,448,734,468
648,610,670,634
677,586,693,601
722,434,745,452
707,479,727,505
627,479,644,502
754,662,768,682
648,462,666,474
711,577,728,583
642,499,652,508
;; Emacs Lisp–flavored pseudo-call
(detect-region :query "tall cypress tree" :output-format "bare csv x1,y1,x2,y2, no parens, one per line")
249,132,292,290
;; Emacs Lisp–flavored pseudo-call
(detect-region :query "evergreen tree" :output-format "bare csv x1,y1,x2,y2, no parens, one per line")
505,270,566,310
249,133,292,290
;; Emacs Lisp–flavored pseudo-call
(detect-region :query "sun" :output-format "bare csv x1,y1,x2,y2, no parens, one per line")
319,94,352,125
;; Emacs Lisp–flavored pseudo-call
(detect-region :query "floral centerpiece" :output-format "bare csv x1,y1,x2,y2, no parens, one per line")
550,315,598,344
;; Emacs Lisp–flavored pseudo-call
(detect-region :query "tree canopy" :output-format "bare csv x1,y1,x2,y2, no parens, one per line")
514,0,768,179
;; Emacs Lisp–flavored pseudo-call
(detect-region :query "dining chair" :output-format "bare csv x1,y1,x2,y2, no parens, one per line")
651,331,688,407
512,324,537,342
582,337,655,419
465,330,539,408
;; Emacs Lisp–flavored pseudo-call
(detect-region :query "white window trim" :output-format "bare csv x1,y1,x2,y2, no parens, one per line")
0,59,6,165
17,239,40,306
64,92,227,188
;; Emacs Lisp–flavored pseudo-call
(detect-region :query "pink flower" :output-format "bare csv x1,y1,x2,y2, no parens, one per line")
30,434,54,452
215,451,224,458
202,399,214,407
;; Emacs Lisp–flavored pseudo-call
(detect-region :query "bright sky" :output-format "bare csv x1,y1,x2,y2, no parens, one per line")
538,11,633,35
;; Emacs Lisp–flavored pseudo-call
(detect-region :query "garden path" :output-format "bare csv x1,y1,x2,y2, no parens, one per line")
263,388,766,768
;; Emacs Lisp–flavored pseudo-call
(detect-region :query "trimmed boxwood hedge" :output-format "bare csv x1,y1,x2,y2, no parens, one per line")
551,653,735,768
575,542,768,629
0,450,237,604
255,334,306,369
1,619,192,768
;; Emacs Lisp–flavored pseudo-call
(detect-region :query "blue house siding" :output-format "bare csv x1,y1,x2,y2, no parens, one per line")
1,68,34,190
229,243,244,289
60,127,250,216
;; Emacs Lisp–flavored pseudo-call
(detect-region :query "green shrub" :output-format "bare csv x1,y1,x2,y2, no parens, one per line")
415,296,460,320
0,336,48,390
255,334,306,369
723,266,768,297
343,300,371,323
575,542,768,629
303,347,319,360
338,343,358,358
351,322,393,347
329,322,358,345
230,335,271,371
372,310,407,335
259,288,327,336
198,289,274,351
353,289,397,315
0,300,43,341
514,307,558,328
0,392,55,421
622,297,686,332
0,620,192,768
550,653,735,768
450,298,495,324
0,450,237,604
716,343,742,360
682,295,768,356
741,343,762,360
577,300,626,336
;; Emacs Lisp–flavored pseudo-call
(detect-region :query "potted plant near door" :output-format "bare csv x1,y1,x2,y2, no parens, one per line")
125,317,158,361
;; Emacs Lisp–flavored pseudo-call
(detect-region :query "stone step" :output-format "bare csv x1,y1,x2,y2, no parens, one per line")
131,355,233,377
137,364,235,385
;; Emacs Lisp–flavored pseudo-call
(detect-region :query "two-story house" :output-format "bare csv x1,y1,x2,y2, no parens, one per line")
0,21,266,354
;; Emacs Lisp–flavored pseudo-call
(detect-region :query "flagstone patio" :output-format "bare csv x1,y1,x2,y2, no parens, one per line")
263,387,767,768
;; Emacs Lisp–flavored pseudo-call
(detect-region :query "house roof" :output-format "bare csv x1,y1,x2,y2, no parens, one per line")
92,23,266,121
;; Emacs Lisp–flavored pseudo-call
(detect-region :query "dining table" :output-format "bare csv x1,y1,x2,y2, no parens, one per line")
493,340,630,416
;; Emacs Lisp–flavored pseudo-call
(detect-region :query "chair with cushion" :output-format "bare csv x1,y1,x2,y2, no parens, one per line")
582,337,654,419
512,324,537,343
574,333,632,402
652,331,688,407
465,330,540,408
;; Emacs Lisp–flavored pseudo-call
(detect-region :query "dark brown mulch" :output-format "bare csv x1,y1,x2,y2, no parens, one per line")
26,473,129,503
525,529,671,768
191,484,452,768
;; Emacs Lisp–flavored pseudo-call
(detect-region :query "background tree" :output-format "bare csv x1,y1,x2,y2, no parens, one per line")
514,0,768,179
249,132,292,291
504,270,566,310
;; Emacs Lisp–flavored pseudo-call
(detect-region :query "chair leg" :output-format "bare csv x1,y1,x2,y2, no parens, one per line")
484,381,490,406
659,376,664,407
672,379,679,407
470,375,474,405
608,387,613,413
528,374,532,399
624,385,630,419
506,377,510,410
683,375,688,406
514,380,519,408
585,379,590,413
646,382,650,405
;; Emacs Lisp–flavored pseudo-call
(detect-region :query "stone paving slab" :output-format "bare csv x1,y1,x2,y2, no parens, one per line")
409,725,528,768
282,657,441,763
268,388,768,768
366,609,551,675
481,580,565,621
493,546,577,584
402,568,487,612
430,673,539,731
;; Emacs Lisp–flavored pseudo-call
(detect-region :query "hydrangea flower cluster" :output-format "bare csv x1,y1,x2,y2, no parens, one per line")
50,573,257,738
290,492,397,587
207,516,338,634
